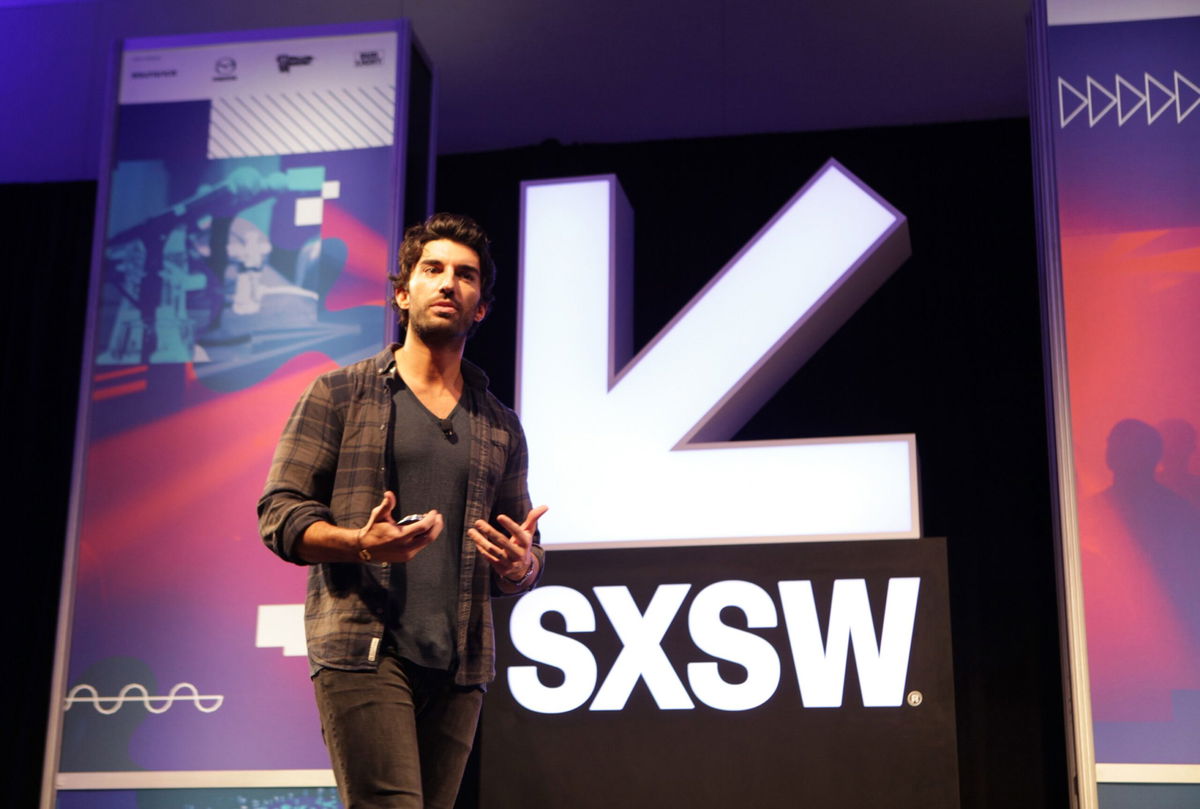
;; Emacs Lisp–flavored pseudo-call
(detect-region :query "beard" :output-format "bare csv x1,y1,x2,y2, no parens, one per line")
408,300,480,346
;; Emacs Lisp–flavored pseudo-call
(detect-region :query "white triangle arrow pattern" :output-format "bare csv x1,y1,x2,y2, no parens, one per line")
1058,71,1200,127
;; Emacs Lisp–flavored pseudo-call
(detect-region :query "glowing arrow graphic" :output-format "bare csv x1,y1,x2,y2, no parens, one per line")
517,159,919,548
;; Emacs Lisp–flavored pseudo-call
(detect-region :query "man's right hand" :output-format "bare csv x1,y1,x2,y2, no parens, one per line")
296,491,442,564
356,491,442,563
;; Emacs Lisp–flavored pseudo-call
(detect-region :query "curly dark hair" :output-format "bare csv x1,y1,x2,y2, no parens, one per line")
389,212,497,338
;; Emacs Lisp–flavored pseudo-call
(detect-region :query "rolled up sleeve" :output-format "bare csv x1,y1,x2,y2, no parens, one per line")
258,376,343,565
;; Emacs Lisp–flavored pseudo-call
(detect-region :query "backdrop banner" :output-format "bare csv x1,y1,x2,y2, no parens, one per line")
1034,3,1200,805
48,19,431,802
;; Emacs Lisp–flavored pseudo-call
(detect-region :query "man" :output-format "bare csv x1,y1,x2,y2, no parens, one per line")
259,212,546,808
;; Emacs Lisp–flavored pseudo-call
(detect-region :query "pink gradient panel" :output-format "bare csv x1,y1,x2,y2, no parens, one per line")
1049,14,1200,763
321,201,391,311
67,352,343,769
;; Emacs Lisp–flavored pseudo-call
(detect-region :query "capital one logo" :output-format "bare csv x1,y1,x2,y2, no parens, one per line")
517,160,920,548
508,577,920,713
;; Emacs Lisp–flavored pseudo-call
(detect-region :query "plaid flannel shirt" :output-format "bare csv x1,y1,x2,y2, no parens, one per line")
258,345,543,686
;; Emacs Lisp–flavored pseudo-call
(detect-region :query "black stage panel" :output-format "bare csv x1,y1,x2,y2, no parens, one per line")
484,538,958,808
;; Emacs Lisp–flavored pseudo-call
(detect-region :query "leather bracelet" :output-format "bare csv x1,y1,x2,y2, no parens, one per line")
505,556,535,586
357,529,372,562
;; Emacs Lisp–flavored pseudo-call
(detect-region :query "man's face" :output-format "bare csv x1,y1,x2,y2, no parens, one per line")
396,238,488,345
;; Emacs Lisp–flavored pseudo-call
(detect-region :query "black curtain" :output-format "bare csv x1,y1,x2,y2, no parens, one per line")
0,180,95,808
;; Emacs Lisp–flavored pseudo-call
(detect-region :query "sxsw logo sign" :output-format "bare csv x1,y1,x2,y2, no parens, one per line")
508,576,920,714
502,162,927,715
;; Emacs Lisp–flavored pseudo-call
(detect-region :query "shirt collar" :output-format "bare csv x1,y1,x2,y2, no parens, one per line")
374,343,489,390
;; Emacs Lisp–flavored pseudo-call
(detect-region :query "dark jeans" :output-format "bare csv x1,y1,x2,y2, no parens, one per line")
313,655,484,809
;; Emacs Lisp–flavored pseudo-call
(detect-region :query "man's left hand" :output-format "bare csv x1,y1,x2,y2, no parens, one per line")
469,505,548,586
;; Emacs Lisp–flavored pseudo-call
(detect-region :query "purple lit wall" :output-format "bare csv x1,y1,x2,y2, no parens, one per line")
0,0,1034,183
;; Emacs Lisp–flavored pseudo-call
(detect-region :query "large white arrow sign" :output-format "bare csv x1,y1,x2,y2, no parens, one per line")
517,159,919,548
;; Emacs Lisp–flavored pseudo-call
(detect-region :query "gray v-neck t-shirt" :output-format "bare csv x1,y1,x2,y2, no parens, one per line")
386,384,471,672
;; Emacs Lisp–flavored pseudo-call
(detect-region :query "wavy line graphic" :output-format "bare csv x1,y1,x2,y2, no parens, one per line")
64,682,224,714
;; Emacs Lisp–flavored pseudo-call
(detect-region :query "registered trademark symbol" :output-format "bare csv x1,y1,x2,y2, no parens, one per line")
906,690,923,707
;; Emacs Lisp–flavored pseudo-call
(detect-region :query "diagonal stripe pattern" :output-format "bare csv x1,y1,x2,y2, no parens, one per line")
208,85,396,158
